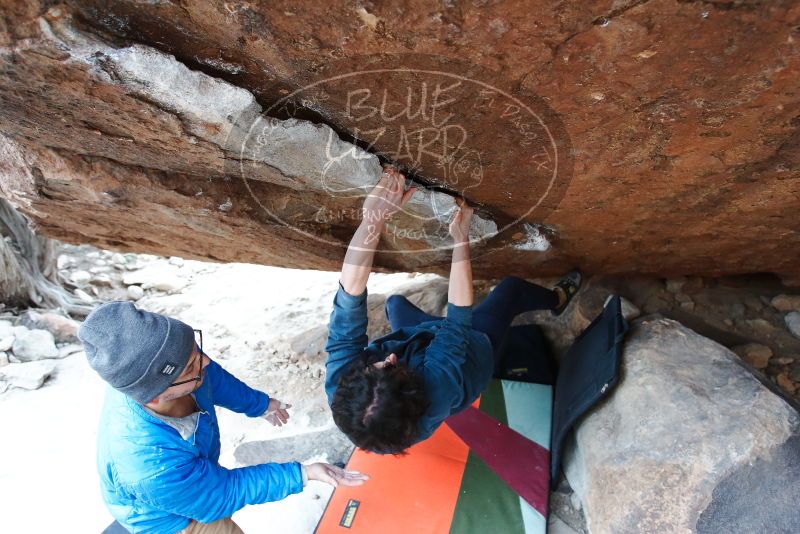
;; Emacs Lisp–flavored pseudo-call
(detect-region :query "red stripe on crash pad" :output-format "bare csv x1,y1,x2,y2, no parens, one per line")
446,405,550,516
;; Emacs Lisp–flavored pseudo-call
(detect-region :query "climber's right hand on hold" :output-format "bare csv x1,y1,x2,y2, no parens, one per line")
340,165,414,296
361,165,416,224
447,197,474,304
449,197,474,245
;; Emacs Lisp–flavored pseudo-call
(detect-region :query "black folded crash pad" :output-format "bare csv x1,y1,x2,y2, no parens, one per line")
549,295,629,488
493,324,555,385
492,299,629,489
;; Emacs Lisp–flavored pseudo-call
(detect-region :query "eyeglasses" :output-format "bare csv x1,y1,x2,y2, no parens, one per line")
169,329,205,388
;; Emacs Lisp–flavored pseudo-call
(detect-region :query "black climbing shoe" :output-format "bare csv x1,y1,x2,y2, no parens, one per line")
552,269,582,316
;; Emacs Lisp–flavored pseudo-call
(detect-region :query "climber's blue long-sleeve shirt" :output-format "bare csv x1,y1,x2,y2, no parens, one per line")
325,284,494,445
97,359,303,533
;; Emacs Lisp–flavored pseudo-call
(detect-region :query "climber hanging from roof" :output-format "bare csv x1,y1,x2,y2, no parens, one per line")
324,164,582,453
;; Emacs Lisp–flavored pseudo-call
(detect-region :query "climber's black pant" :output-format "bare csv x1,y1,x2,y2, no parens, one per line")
385,276,559,358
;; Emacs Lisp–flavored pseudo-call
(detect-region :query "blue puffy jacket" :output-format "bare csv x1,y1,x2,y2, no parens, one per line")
97,359,304,533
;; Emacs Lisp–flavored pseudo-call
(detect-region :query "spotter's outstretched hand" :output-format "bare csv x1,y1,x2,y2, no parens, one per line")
264,399,291,427
305,463,370,487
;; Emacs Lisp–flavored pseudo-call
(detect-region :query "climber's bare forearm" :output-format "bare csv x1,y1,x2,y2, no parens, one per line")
340,219,384,296
448,241,473,306
340,166,415,296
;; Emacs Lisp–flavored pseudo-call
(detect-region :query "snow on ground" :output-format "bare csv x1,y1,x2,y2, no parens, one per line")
0,252,439,533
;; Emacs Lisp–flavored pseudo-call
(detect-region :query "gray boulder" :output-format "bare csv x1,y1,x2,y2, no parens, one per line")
564,317,800,534
618,297,641,322
785,311,800,339
234,426,354,467
11,329,59,362
69,270,92,286
19,311,80,343
123,264,187,293
0,336,13,353
58,344,84,359
0,360,57,390
127,285,145,301
0,320,13,339
289,325,329,359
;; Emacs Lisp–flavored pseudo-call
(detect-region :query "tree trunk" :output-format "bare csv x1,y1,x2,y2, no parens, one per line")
0,198,90,315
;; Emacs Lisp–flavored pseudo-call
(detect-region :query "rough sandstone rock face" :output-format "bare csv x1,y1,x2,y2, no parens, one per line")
564,317,800,533
1,1,799,278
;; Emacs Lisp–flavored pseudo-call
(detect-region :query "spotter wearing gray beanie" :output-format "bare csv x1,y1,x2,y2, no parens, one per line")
78,301,196,404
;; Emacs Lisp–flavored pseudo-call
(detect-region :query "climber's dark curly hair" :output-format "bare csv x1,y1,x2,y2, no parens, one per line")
331,362,429,455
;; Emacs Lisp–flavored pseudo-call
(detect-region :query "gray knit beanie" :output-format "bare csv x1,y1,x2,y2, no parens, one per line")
79,301,196,404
